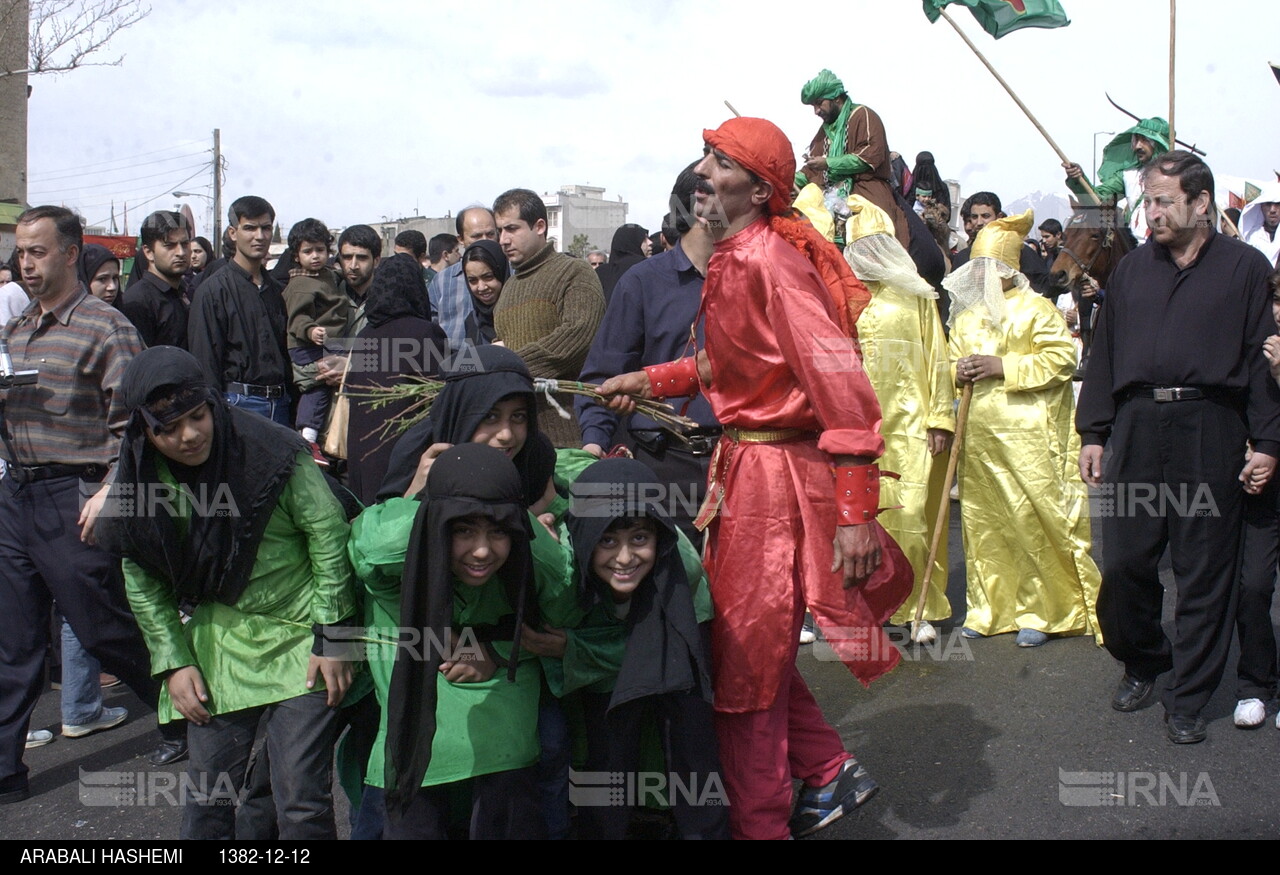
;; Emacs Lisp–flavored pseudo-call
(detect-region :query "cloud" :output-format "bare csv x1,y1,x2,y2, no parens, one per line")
474,59,609,99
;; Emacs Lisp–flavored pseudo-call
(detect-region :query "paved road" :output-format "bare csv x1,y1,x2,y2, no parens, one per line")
3,508,1278,840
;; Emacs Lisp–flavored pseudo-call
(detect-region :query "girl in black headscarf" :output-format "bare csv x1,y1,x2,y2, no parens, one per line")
555,458,727,839
460,239,508,347
183,236,214,298
79,244,122,307
346,254,449,507
372,443,550,837
190,236,214,274
377,344,555,509
98,346,356,840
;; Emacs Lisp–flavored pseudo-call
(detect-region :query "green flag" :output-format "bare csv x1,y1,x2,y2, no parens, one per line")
923,0,1070,39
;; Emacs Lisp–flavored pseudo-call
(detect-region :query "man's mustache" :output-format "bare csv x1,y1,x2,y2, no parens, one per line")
695,179,714,196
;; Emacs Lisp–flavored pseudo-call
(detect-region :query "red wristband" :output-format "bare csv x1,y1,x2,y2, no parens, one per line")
834,464,880,524
644,357,700,400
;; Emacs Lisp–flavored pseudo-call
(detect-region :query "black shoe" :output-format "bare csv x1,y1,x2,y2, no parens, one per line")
147,738,188,767
1165,713,1207,744
1111,673,1157,712
0,786,30,805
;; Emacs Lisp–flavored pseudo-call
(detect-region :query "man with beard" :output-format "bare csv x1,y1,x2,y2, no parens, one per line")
796,68,909,250
600,118,909,839
1063,117,1169,240
121,211,192,349
577,163,719,546
335,224,382,338
311,225,385,397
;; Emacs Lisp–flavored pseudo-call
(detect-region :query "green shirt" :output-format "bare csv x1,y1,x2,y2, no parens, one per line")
123,452,356,723
349,496,581,788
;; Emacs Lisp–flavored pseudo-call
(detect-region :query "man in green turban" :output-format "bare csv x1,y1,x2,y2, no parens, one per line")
797,69,909,249
1062,117,1170,240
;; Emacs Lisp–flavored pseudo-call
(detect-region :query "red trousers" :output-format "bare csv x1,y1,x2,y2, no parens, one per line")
715,663,850,839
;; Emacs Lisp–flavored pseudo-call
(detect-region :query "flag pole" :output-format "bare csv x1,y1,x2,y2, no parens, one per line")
1168,0,1176,146
939,8,1101,204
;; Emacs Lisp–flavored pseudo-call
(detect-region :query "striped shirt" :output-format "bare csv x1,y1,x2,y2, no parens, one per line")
1,287,143,466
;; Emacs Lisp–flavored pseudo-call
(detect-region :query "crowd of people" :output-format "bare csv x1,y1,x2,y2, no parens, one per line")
2,64,1280,841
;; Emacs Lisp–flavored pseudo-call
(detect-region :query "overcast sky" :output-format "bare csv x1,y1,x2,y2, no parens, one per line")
23,0,1280,238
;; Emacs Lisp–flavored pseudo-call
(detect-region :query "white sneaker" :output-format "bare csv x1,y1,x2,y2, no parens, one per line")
799,622,817,645
25,730,53,749
63,706,128,738
1234,698,1266,728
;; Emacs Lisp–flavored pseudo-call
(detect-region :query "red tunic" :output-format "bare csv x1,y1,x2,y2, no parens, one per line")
698,218,909,713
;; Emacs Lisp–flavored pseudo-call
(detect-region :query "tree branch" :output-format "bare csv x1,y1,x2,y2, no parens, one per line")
0,0,150,79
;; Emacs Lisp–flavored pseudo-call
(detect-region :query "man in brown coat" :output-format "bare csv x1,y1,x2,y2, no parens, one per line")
796,68,909,250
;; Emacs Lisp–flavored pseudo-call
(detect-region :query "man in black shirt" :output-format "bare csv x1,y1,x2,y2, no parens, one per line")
120,211,191,349
1038,218,1064,271
1077,151,1280,744
188,196,290,425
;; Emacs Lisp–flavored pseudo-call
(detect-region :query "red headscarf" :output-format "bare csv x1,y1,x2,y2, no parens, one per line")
702,117,872,339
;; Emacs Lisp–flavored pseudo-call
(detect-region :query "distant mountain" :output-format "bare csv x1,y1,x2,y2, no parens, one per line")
1005,191,1071,226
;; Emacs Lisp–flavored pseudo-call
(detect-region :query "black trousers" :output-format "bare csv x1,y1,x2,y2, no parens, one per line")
626,436,712,551
0,474,158,794
182,690,340,840
578,691,730,840
385,767,546,840
1236,480,1280,700
1097,396,1246,716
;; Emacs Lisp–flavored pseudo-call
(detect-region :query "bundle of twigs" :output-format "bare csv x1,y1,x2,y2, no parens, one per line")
345,375,699,447
344,376,444,443
531,378,700,438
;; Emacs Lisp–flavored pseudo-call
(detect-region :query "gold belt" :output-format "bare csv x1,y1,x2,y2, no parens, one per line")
693,428,815,531
723,426,812,444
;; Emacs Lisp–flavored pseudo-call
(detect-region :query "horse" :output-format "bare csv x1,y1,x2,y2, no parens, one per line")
1048,202,1134,298
1046,202,1133,373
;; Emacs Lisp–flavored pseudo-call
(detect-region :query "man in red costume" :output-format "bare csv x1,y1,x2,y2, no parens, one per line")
600,117,909,840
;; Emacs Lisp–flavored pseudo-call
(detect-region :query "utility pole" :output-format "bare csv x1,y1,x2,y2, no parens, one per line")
213,128,222,244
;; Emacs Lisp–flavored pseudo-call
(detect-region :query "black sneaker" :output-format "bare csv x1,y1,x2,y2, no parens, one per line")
789,757,879,838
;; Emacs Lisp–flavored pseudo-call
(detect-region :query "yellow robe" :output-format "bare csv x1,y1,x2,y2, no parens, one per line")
949,289,1102,642
859,282,956,624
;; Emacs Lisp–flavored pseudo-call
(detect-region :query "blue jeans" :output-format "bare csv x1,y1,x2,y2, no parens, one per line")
225,392,291,427
535,696,571,840
60,619,104,726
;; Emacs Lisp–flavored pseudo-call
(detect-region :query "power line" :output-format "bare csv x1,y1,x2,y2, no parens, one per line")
30,162,211,198
28,141,209,179
86,166,210,229
31,151,210,185
73,182,214,213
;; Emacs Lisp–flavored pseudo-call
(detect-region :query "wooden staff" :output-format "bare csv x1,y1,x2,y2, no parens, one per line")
911,382,974,643
939,9,1103,206
724,100,742,118
1168,0,1177,147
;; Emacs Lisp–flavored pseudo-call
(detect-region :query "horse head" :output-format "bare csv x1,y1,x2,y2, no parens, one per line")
1048,201,1131,296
